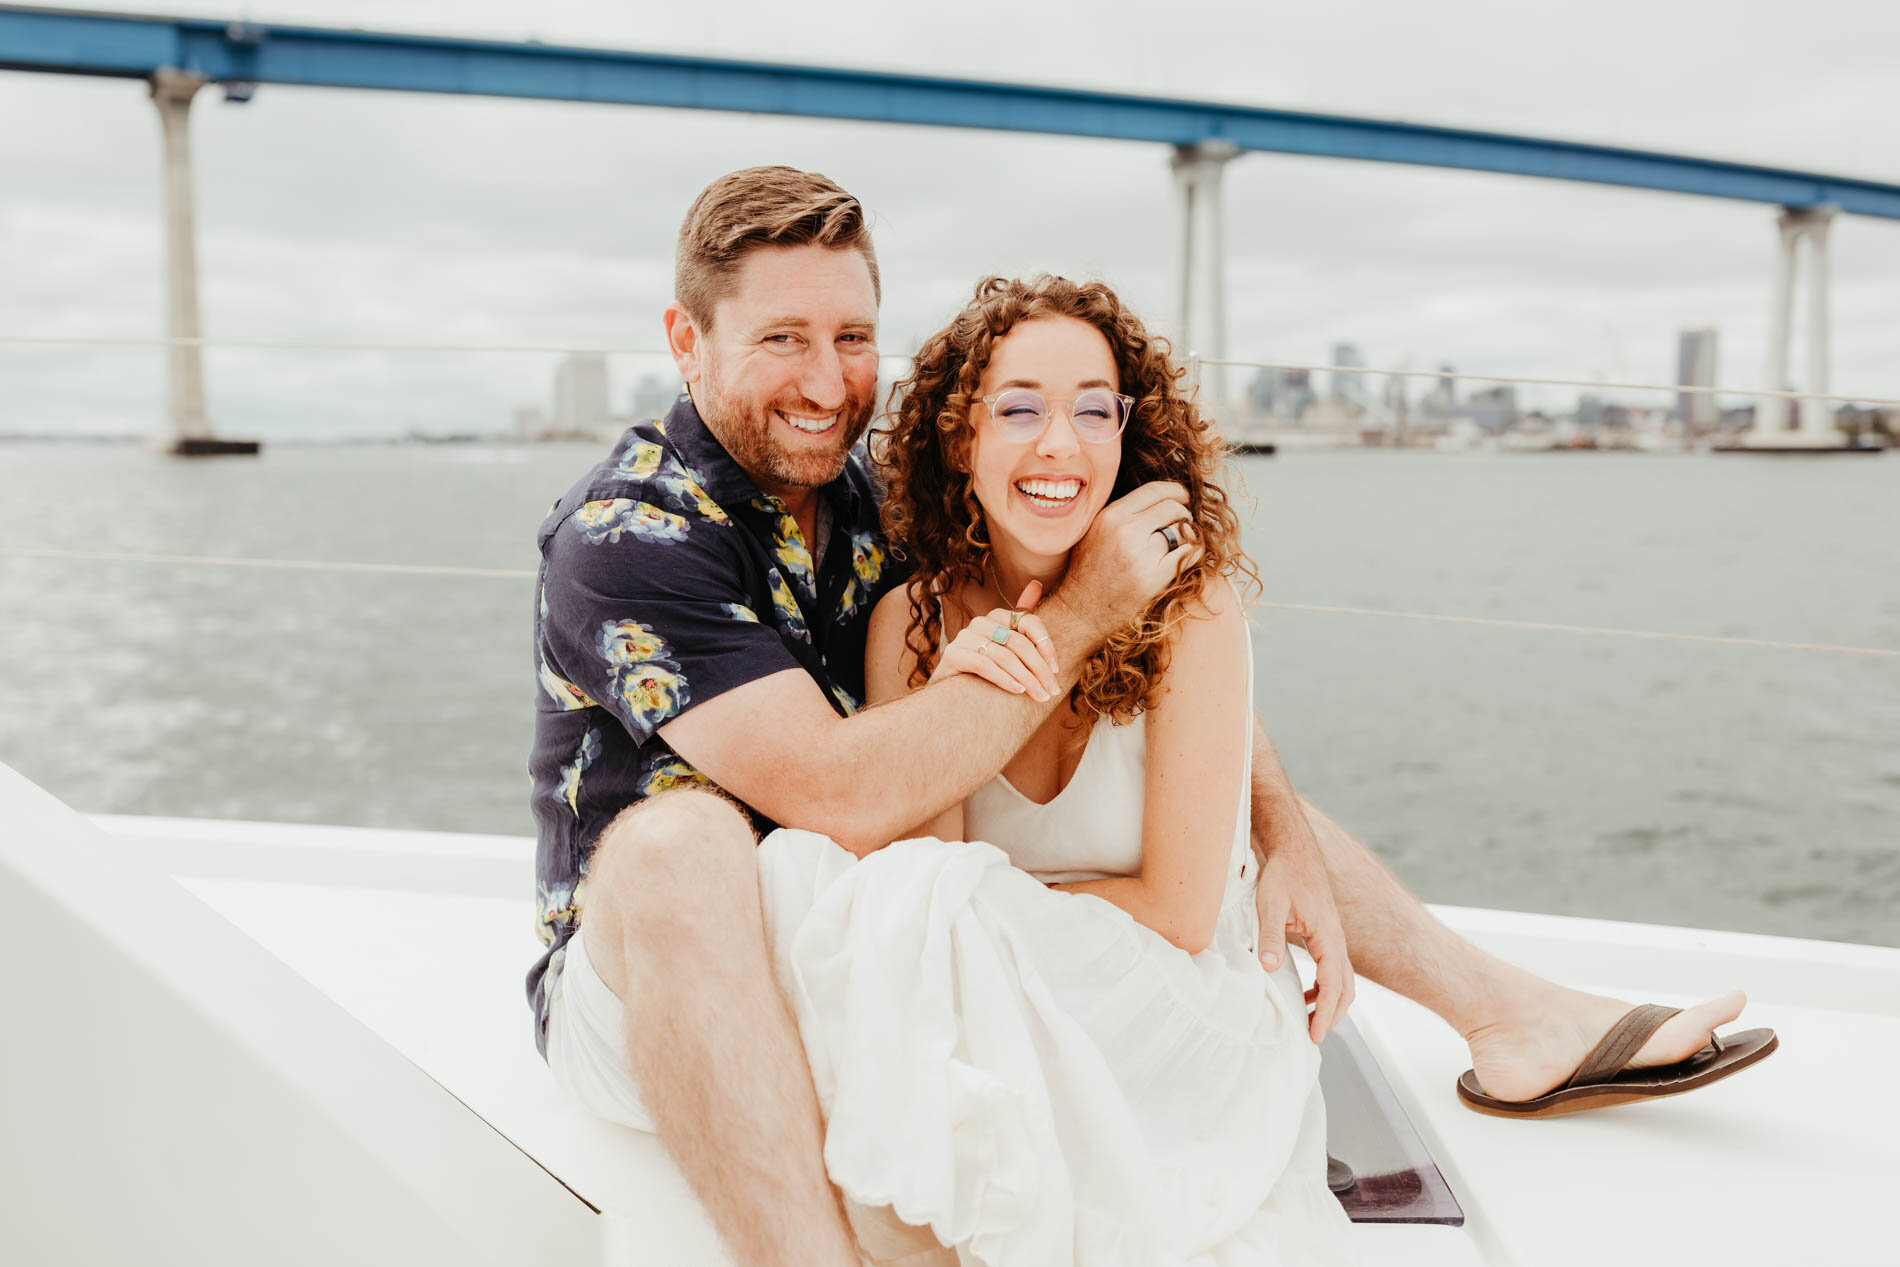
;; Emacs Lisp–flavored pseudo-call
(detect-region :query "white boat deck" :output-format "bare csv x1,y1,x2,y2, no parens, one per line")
4,766,1895,1266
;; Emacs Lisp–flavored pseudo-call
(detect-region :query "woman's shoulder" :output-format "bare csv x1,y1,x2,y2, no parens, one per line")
869,576,918,624
1150,571,1250,700
1176,569,1249,634
870,577,985,641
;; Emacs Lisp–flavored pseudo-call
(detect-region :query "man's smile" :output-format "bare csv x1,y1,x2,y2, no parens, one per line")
776,409,840,436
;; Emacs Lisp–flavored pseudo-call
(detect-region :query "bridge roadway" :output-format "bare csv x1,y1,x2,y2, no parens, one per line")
6,4,1900,218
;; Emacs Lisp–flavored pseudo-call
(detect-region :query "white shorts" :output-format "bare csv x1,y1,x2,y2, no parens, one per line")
544,924,655,1133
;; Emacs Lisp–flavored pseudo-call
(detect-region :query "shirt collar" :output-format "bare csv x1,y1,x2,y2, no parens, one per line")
662,392,865,523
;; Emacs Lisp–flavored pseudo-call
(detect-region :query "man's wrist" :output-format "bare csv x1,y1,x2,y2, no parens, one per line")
1252,801,1319,861
1038,590,1104,684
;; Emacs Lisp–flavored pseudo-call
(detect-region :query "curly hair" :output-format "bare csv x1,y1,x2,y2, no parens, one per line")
875,274,1260,724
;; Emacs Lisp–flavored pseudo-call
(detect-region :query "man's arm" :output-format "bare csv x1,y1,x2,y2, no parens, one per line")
1247,714,1356,1041
663,481,1200,855
662,596,1082,856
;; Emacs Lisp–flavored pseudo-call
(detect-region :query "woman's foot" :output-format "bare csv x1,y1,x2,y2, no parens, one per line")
1462,987,1748,1103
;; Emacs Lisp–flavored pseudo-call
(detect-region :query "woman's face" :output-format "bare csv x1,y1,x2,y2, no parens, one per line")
966,315,1124,566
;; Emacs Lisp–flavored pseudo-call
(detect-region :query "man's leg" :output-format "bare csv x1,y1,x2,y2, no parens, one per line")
580,789,860,1267
1298,797,1745,1101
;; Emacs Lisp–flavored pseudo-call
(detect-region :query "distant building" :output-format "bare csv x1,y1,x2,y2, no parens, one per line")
1381,373,1408,415
630,372,678,423
1282,368,1314,422
1676,327,1718,429
1458,384,1518,434
1330,342,1366,410
1245,366,1283,419
1421,364,1457,419
1577,393,1606,432
553,353,611,437
513,406,548,439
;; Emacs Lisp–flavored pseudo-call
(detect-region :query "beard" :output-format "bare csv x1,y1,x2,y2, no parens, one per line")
695,358,878,494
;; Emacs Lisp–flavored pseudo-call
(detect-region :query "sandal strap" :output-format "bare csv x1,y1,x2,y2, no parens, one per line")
1563,1003,1683,1089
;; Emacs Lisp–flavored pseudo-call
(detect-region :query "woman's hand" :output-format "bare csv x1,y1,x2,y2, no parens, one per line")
928,581,1060,702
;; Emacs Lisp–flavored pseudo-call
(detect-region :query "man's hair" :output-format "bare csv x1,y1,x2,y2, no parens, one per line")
674,166,881,329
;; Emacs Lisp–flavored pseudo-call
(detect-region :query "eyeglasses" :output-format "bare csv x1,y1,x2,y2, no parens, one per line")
977,387,1134,445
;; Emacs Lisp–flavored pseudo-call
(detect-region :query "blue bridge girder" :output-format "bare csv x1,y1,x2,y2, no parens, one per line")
5,4,1900,221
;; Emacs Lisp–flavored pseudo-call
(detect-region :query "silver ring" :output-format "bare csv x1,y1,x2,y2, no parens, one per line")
1157,523,1181,551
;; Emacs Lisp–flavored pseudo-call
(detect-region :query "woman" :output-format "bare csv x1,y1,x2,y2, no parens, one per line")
754,276,1352,1266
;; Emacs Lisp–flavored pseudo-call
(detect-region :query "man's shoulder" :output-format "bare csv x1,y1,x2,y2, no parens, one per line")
540,422,740,552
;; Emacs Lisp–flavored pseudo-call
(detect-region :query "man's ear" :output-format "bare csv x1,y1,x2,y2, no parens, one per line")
663,302,703,384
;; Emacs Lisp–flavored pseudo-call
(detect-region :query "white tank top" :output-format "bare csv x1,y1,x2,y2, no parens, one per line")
953,595,1257,895
964,711,1150,883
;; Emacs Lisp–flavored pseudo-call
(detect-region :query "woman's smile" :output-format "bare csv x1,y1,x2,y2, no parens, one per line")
1012,474,1088,514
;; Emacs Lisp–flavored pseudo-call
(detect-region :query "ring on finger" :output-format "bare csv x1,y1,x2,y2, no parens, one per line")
989,624,1013,646
1155,523,1181,551
1007,609,1022,633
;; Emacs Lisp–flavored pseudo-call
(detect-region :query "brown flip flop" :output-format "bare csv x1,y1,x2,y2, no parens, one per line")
1456,1003,1779,1119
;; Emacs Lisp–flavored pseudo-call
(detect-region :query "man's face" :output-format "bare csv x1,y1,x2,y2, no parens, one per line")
680,244,880,502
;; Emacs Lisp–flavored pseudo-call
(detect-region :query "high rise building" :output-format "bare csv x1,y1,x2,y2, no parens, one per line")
1330,342,1366,409
1282,368,1313,422
1676,328,1718,428
553,353,611,437
1245,365,1284,418
1577,393,1605,431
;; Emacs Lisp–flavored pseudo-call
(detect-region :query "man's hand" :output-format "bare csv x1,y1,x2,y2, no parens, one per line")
1255,830,1355,1044
1049,481,1199,647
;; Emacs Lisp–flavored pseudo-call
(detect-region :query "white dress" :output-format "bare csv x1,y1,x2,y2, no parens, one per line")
755,634,1352,1266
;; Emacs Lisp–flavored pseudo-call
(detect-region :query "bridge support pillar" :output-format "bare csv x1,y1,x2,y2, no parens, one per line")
149,69,256,456
1171,140,1239,414
1751,205,1838,449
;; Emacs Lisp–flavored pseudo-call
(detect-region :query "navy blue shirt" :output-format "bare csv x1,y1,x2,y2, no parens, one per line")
526,395,904,1055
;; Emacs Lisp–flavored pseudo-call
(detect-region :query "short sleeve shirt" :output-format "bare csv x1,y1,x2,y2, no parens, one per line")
525,394,905,1056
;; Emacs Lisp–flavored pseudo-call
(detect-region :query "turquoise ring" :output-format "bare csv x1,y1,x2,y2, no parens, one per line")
988,625,1013,645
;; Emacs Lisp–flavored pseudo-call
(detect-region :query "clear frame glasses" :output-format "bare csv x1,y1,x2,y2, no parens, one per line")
977,387,1134,445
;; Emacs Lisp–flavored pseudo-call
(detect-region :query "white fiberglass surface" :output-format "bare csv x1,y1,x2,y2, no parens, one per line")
173,875,737,1262
154,825,1900,1267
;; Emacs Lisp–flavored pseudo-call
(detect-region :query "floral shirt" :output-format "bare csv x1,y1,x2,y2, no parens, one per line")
526,394,903,1056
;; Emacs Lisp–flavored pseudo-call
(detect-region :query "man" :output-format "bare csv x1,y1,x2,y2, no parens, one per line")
527,166,1752,1267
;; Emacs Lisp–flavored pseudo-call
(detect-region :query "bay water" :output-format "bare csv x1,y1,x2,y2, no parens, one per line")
1,441,1894,947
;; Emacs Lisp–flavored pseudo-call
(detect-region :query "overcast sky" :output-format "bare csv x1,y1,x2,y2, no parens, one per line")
3,0,1898,436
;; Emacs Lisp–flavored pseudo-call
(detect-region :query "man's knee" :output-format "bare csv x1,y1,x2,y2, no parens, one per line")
583,788,759,953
